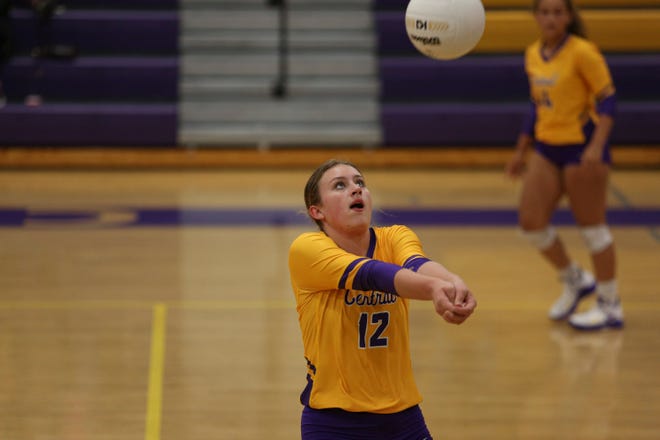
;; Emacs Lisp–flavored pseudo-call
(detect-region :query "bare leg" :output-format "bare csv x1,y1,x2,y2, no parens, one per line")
564,161,616,282
518,152,569,269
519,152,600,320
564,160,623,329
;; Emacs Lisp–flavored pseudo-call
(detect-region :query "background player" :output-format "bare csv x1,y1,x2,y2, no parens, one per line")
288,159,477,439
506,0,623,330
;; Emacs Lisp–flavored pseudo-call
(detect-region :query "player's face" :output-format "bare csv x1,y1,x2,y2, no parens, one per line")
534,0,572,44
313,164,372,233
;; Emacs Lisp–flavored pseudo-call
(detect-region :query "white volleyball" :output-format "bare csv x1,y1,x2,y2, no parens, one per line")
405,0,486,60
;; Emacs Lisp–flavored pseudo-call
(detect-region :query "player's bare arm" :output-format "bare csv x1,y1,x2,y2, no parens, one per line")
393,268,476,325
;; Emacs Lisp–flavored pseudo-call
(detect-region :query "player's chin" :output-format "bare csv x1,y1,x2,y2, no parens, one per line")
544,27,561,39
349,211,371,224
345,218,371,232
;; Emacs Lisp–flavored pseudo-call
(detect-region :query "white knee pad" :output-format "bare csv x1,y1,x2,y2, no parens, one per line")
520,227,557,251
580,224,613,253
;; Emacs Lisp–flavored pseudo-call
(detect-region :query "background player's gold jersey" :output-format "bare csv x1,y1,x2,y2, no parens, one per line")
526,35,615,145
289,225,426,413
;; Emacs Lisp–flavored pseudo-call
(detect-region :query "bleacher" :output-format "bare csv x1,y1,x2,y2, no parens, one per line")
0,0,659,156
0,0,178,146
375,0,660,146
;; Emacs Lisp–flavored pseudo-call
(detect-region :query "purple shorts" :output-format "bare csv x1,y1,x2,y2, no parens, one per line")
535,142,612,169
301,404,433,440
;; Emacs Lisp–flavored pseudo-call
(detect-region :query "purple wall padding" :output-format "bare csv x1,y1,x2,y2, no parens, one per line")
380,55,660,102
375,11,425,56
10,9,178,55
61,0,178,8
11,0,178,10
0,104,177,146
604,55,660,101
381,102,527,146
380,56,527,102
2,3,179,147
381,102,660,146
3,57,178,101
611,103,660,144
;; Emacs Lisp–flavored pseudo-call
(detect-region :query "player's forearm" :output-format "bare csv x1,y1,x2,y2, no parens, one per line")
590,114,614,151
515,133,533,153
416,260,463,284
393,268,440,301
351,259,459,302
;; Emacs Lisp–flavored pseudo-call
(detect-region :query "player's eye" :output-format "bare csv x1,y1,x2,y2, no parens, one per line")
334,181,345,189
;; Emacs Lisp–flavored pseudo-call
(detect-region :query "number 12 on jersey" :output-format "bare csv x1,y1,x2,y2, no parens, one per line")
358,311,390,349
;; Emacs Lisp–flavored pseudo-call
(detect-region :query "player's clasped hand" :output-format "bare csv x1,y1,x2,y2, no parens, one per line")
432,278,476,325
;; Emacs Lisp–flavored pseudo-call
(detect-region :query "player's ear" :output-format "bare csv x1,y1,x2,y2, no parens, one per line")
309,206,324,221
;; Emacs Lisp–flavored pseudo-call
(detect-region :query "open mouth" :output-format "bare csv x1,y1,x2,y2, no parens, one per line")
350,202,364,210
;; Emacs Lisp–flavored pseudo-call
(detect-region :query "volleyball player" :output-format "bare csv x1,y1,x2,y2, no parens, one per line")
288,159,477,439
506,0,623,330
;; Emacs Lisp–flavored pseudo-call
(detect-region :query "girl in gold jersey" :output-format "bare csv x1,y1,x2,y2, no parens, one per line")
506,0,623,330
289,159,477,439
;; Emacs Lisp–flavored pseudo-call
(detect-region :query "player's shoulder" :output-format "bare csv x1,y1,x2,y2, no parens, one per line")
373,224,411,233
290,231,328,248
289,232,329,267
290,231,341,258
373,224,417,240
526,39,542,54
525,39,542,58
567,35,601,56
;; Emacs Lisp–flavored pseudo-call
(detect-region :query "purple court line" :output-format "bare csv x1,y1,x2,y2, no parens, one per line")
0,207,659,227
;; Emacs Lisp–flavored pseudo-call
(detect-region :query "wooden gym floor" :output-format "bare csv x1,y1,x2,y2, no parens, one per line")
0,165,659,440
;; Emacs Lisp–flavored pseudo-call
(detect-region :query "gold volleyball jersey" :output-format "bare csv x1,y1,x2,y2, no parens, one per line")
525,35,615,145
288,225,426,413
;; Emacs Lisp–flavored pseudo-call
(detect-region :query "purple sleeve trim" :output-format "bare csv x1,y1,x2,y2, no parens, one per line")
521,101,536,137
403,255,430,272
338,258,368,290
597,94,617,117
353,260,401,294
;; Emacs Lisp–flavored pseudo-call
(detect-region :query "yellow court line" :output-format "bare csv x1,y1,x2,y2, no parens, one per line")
145,303,167,440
